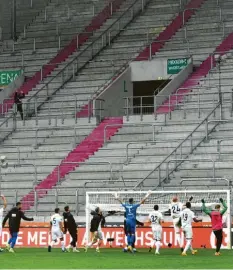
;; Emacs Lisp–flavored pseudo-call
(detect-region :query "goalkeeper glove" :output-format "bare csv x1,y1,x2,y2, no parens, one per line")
219,198,223,203
201,199,205,203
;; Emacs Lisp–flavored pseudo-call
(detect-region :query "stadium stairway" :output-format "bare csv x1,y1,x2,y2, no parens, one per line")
29,0,205,120
135,0,206,61
0,0,126,115
20,117,123,211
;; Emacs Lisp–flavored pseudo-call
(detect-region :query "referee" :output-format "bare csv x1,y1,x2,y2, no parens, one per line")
63,206,79,252
201,198,227,256
2,202,34,253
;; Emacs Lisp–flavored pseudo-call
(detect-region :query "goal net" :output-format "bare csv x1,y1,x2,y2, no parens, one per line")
86,190,231,248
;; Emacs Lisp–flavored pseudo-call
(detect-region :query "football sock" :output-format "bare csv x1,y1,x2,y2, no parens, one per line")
131,235,135,246
50,241,55,247
184,240,192,253
176,233,182,248
156,241,161,253
87,241,93,247
11,233,18,248
127,235,131,246
8,238,13,245
61,241,65,250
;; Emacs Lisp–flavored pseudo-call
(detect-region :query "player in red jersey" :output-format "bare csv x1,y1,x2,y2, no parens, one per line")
201,198,227,256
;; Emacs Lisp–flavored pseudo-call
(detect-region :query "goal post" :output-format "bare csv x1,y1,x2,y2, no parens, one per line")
85,190,231,249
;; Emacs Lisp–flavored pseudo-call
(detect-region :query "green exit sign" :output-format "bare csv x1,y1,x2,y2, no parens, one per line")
0,70,22,86
167,58,189,75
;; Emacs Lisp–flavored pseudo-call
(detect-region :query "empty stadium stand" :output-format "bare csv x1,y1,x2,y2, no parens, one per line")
0,0,233,218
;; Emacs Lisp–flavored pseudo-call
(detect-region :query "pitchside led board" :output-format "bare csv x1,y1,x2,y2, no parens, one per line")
0,70,22,88
167,58,189,75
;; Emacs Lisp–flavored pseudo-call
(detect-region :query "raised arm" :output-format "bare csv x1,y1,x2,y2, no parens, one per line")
2,210,10,228
113,193,124,204
219,198,228,215
140,190,152,205
1,195,7,209
201,199,211,216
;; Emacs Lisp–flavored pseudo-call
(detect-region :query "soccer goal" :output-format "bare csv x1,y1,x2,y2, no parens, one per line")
86,190,232,249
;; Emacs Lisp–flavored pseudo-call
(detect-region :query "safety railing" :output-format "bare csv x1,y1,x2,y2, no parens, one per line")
124,89,233,121
180,177,231,187
166,158,216,182
103,123,155,144
134,104,221,189
0,97,104,124
32,188,80,216
0,146,20,165
22,97,104,124
57,161,113,183
23,0,151,117
125,140,181,165
1,125,94,160
205,119,231,141
84,179,138,189
0,162,37,186
0,113,16,142
217,137,233,160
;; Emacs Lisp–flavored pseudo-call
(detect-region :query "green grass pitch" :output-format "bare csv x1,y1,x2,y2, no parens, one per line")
0,248,232,269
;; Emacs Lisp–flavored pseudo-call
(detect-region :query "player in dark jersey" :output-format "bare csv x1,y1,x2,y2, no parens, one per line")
63,206,79,252
84,207,106,253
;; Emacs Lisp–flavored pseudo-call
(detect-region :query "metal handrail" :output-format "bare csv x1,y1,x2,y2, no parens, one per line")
217,137,233,160
205,119,230,141
180,177,231,186
58,161,113,183
84,179,138,188
103,123,154,144
26,0,150,106
125,140,181,165
182,8,198,25
0,163,37,184
166,158,216,181
125,88,233,121
0,146,20,165
134,104,220,189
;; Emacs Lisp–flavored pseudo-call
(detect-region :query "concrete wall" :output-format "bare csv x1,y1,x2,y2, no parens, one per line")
155,59,193,107
130,58,174,82
95,68,133,117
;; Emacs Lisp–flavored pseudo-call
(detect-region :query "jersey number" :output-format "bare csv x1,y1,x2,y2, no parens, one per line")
151,215,158,223
53,218,57,225
183,213,188,221
172,205,180,214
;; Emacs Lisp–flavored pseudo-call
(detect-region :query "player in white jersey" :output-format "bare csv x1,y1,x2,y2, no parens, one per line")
169,197,184,250
148,205,164,255
0,195,7,252
48,208,66,252
180,202,202,256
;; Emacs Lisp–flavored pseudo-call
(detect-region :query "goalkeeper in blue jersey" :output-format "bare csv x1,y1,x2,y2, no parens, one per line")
114,191,151,252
